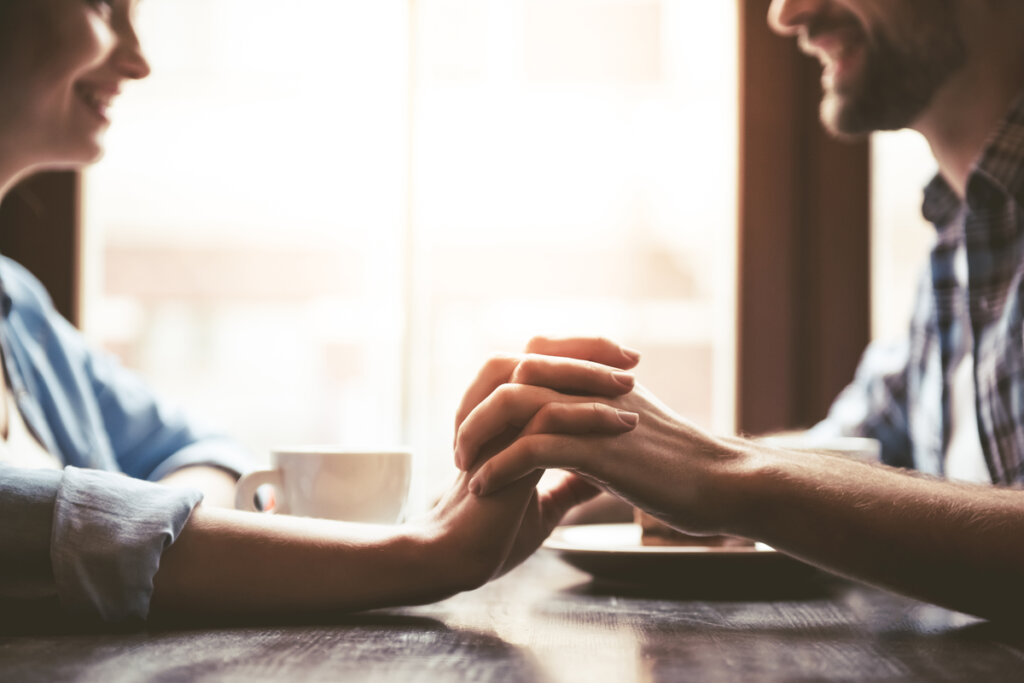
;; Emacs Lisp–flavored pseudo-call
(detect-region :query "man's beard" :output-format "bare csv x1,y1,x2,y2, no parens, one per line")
817,8,966,136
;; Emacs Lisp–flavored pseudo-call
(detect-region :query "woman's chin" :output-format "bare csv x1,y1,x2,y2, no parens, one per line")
41,144,105,170
74,139,106,165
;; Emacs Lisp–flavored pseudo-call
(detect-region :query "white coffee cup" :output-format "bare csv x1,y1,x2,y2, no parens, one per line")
235,446,413,523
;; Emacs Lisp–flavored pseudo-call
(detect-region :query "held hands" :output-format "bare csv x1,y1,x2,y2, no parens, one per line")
415,337,644,594
454,337,751,538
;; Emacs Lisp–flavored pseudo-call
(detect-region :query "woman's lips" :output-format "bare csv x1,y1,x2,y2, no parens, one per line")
74,83,117,124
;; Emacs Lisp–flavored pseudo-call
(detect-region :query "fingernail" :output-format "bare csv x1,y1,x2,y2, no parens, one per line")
468,476,482,495
617,410,639,427
612,371,635,388
454,446,464,470
621,346,641,363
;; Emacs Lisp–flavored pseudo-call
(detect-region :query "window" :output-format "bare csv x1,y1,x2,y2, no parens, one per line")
870,132,938,342
83,0,740,501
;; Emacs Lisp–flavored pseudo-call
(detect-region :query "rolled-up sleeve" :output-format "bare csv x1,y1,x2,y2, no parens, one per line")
82,335,253,482
2,465,201,623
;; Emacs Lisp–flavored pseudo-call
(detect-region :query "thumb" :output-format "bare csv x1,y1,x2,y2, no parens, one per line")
537,471,601,528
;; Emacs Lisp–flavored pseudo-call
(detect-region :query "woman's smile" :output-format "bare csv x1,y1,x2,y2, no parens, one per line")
74,81,120,125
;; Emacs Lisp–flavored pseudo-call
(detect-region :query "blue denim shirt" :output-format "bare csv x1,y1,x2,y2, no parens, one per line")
0,256,253,622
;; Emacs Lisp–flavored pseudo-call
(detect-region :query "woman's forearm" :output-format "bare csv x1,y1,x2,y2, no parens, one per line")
150,506,448,618
734,445,1024,620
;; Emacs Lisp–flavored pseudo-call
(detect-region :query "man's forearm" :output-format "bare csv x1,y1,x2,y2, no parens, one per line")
734,446,1024,620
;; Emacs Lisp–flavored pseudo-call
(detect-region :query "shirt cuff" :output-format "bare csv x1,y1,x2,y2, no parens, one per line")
51,467,202,622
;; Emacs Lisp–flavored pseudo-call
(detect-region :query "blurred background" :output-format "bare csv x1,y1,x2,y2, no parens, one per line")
57,0,931,507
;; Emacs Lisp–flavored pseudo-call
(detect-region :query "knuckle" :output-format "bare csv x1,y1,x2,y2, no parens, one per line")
493,382,518,408
483,353,517,376
525,335,550,352
512,355,546,383
532,402,559,428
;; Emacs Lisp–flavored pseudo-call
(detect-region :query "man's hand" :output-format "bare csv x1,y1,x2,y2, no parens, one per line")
454,377,1024,621
453,336,640,463
458,382,747,537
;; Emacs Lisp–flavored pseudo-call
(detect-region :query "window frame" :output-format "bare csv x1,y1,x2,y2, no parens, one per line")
737,0,870,433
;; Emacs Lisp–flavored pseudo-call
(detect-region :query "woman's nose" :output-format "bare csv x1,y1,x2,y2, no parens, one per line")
111,24,151,80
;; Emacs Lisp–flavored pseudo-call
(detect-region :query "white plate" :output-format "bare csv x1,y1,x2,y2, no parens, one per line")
544,523,774,554
543,524,818,588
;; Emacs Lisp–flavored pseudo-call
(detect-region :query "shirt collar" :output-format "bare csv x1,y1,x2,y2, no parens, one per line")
922,88,1024,230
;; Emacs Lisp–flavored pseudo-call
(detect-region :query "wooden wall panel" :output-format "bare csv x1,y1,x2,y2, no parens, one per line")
0,172,81,327
737,0,870,434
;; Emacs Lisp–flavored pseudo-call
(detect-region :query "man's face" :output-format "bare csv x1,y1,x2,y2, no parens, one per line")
768,0,966,136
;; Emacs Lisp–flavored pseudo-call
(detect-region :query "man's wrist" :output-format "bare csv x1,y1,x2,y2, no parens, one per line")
715,438,790,541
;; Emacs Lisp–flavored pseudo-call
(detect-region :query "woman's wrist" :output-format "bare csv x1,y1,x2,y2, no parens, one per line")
401,518,491,603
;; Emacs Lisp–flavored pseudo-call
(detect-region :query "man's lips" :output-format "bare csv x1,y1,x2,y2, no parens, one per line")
801,23,864,64
799,22,866,88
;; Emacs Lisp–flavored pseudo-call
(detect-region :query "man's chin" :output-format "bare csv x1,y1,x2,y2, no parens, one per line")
819,93,874,140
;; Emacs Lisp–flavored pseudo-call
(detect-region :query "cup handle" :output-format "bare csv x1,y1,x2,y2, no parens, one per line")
234,469,283,512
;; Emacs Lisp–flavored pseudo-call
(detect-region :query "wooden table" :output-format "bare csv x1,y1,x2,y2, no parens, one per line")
2,552,1023,682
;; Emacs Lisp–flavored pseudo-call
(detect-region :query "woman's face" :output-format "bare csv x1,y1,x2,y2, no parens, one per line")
0,0,150,172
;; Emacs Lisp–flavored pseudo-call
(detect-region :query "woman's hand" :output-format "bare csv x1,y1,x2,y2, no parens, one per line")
417,393,638,594
412,469,605,595
457,383,752,537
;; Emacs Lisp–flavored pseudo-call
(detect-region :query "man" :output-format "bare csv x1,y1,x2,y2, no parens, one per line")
454,0,1024,620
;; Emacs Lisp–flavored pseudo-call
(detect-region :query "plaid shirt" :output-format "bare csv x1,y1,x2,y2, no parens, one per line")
812,93,1024,485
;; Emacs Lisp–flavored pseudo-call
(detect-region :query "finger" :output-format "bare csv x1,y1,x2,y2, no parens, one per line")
524,336,640,370
469,434,593,496
520,401,638,438
455,384,574,470
453,354,521,443
511,354,635,398
453,352,636,444
537,471,602,529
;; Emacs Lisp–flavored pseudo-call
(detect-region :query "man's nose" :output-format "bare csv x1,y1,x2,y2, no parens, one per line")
768,0,828,36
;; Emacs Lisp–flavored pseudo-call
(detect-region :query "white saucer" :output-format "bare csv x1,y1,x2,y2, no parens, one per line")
544,523,774,554
543,524,817,587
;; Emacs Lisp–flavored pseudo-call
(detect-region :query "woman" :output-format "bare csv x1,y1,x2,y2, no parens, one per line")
0,0,641,623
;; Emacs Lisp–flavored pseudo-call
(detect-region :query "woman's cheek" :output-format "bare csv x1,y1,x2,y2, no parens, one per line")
36,7,115,81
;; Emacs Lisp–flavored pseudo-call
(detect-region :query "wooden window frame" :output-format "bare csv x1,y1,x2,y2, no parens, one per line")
0,171,82,327
737,0,870,434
